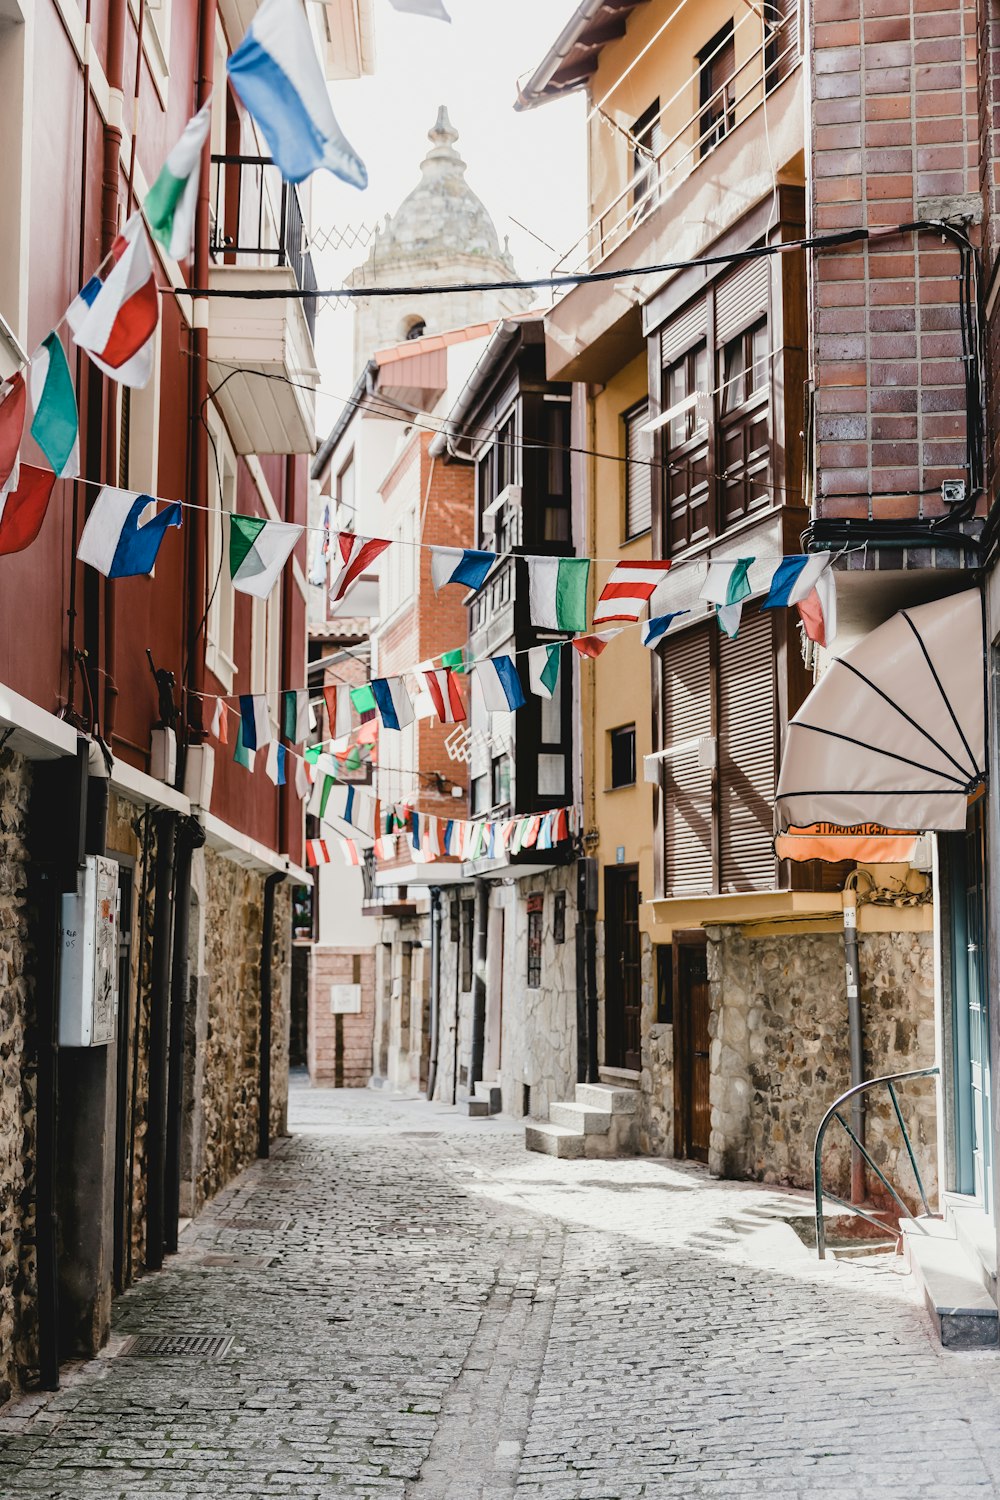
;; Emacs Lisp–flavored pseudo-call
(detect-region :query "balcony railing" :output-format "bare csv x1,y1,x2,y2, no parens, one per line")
210,153,318,343
554,2,800,277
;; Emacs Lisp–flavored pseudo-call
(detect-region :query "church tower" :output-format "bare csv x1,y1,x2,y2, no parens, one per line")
348,107,532,371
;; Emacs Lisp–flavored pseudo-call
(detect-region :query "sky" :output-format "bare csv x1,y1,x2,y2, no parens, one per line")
310,0,588,435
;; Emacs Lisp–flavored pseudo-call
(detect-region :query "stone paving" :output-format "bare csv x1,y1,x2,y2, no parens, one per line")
2,1078,1000,1498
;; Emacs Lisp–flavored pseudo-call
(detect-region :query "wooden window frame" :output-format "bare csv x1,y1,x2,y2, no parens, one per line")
609,724,637,790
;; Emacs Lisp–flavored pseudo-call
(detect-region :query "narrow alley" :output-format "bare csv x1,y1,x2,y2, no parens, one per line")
1,1082,999,1500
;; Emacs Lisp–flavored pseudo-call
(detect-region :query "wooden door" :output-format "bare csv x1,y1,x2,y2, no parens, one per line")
674,932,711,1162
604,866,642,1071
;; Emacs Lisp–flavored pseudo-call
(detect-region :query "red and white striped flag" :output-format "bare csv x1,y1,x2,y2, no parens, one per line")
341,839,361,867
329,533,391,604
424,667,465,724
593,560,672,624
305,838,334,866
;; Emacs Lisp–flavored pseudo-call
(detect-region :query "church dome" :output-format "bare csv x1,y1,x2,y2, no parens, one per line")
372,107,512,266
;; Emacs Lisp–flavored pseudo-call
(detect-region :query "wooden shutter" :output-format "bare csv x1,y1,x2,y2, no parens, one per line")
624,404,651,537
718,607,776,892
662,624,714,896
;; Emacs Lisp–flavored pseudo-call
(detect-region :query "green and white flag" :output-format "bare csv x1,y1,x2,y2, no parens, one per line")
144,101,212,262
527,643,561,699
29,333,79,479
230,515,302,597
700,557,754,639
233,721,255,771
527,556,590,633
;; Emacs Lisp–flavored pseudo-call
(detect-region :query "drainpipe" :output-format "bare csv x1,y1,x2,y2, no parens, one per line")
427,889,442,1100
843,890,866,1203
163,815,206,1255
145,811,177,1272
101,0,128,746
259,872,285,1159
469,878,488,1087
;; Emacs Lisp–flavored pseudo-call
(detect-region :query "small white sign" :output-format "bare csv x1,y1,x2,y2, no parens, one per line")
330,984,362,1015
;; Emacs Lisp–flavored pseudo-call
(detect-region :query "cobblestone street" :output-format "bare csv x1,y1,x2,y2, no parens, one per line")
2,1080,1000,1498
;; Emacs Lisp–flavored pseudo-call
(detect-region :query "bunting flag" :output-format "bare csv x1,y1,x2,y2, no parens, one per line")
309,502,331,586
441,646,466,674
642,610,689,648
0,466,56,556
330,533,391,603
341,784,376,839
210,697,229,744
67,215,158,387
29,337,79,480
593,560,672,625
295,755,312,800
233,722,255,771
230,515,302,597
425,817,442,859
323,685,352,738
701,558,754,639
762,554,838,647
341,839,361,867
226,0,366,187
424,668,465,723
373,835,390,860
144,100,212,261
309,772,337,821
239,694,272,751
388,0,451,17
527,643,561,699
282,688,310,744
475,655,526,713
350,683,378,719
430,546,496,593
77,487,181,577
265,741,287,786
371,676,414,731
0,372,25,491
572,629,623,659
305,838,334,866
527,556,591,632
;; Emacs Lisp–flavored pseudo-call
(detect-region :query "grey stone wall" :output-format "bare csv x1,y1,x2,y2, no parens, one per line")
0,749,36,1403
707,924,937,1204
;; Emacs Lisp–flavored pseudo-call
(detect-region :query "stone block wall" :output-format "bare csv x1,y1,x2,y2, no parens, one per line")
308,946,375,1087
706,924,937,1205
0,749,36,1404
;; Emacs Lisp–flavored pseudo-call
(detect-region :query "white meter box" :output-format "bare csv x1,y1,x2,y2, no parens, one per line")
59,855,119,1046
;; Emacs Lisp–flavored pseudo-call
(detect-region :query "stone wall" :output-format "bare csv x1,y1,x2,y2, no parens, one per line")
596,921,673,1156
434,890,474,1105
707,924,937,1205
308,947,375,1087
0,749,35,1403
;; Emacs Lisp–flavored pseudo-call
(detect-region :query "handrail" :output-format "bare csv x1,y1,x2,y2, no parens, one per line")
813,1065,939,1260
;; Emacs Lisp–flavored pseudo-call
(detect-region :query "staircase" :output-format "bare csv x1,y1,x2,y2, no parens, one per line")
900,1195,999,1350
525,1082,640,1159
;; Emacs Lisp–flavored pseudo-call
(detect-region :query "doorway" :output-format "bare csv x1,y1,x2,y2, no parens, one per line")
604,866,641,1071
484,905,504,1079
949,800,991,1207
674,931,711,1163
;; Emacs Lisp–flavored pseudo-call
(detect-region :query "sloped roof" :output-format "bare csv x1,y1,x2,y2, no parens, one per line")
515,0,651,110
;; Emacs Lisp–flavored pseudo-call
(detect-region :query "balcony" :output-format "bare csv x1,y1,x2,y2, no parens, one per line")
207,155,319,456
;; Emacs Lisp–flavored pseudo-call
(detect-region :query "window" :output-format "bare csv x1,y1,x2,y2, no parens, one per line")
250,590,281,730
205,406,238,692
471,774,489,816
477,405,520,553
610,725,636,789
383,510,417,618
554,891,566,944
491,754,511,809
630,100,662,222
336,452,355,526
405,318,426,341
663,342,711,554
699,21,736,160
719,319,770,528
461,899,474,991
623,403,652,539
449,897,460,945
527,899,543,988
764,0,797,92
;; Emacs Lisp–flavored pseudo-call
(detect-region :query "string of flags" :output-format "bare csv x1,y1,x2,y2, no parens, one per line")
305,803,582,871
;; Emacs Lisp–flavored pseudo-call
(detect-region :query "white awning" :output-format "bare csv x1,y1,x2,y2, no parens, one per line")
775,589,985,834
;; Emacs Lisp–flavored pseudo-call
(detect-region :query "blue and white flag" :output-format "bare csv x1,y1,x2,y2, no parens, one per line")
239,694,273,751
76,486,181,577
762,554,837,647
265,741,287,786
642,610,689,648
371,676,414,731
226,0,367,187
475,655,526,714
430,546,496,593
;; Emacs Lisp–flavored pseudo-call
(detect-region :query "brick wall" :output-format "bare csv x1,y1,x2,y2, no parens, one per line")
810,0,980,519
308,948,375,1086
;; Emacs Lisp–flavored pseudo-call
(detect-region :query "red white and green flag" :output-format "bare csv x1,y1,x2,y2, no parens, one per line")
144,101,212,262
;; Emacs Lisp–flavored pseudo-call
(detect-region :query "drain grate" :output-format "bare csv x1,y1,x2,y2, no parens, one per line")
190,1253,274,1270
119,1333,235,1358
220,1217,291,1232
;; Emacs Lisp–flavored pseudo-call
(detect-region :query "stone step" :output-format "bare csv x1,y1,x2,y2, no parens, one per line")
525,1122,587,1159
900,1217,999,1350
575,1083,638,1115
472,1082,502,1114
460,1095,491,1118
549,1102,612,1135
946,1198,998,1302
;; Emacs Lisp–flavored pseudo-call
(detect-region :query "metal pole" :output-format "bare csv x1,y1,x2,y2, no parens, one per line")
843,894,866,1204
470,879,488,1088
426,889,442,1100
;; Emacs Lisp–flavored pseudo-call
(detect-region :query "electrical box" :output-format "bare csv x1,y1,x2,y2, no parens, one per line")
59,856,119,1047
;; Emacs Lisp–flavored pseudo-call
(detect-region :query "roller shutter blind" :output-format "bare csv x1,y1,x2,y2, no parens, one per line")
662,624,714,895
624,404,652,538
718,606,776,891
715,257,770,345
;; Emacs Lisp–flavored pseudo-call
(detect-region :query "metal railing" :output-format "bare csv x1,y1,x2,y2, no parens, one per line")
554,4,800,277
210,153,318,342
813,1066,940,1259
